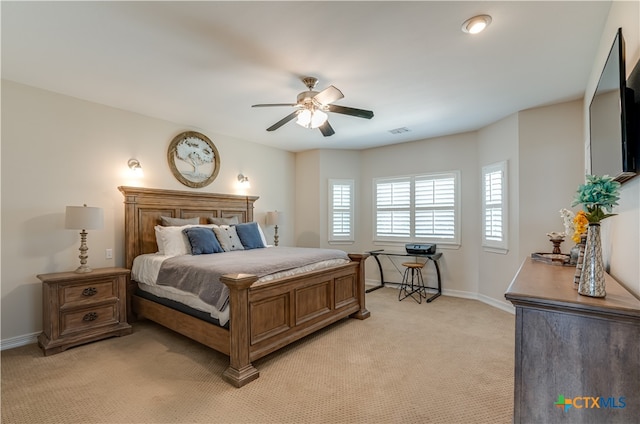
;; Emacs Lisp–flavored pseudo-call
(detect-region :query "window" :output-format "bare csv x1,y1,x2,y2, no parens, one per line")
374,172,460,245
482,161,508,253
329,179,354,243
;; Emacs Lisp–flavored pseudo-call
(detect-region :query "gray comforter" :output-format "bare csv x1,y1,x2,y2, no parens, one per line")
156,247,350,311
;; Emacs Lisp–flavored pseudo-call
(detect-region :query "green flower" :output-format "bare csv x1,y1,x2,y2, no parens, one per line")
571,175,621,223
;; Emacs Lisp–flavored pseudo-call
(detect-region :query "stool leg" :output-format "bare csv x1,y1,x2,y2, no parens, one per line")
410,268,422,304
416,267,426,301
399,267,410,301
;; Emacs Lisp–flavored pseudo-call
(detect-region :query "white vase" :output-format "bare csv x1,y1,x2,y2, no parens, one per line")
578,223,606,298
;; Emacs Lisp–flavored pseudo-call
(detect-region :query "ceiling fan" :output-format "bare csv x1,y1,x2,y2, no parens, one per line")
252,76,374,137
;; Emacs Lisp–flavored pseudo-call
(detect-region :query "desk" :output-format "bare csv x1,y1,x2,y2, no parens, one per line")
366,249,443,302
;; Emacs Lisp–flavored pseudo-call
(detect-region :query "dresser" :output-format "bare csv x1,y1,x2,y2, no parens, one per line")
38,267,132,356
505,258,640,423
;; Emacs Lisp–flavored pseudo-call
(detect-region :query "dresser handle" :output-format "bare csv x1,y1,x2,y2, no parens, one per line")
82,287,97,296
83,312,98,321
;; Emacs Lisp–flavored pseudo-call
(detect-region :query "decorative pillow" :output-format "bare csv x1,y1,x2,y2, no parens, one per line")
154,225,192,256
183,227,223,255
207,216,239,225
212,225,245,251
234,222,266,249
161,216,200,226
155,224,217,256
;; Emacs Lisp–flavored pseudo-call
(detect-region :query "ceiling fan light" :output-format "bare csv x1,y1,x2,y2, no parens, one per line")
462,14,492,34
310,110,328,128
296,109,328,129
296,109,312,128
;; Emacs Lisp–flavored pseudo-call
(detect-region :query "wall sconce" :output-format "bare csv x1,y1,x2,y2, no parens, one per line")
237,173,250,187
65,204,104,273
266,211,281,246
128,158,143,177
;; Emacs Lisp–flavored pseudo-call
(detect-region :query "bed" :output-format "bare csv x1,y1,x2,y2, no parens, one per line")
118,186,370,387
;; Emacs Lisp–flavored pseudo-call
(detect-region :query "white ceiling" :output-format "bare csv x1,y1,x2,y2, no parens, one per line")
1,1,611,152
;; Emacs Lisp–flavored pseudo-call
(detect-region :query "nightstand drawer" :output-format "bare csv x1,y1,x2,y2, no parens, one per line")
60,303,118,336
60,279,117,306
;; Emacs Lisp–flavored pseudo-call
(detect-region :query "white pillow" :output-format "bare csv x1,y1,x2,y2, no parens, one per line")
256,223,268,247
155,224,216,256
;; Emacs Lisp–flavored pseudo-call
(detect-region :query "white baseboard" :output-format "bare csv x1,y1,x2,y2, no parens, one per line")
1,332,39,351
366,279,515,315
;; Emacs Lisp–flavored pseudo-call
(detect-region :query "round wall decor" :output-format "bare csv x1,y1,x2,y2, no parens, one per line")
167,131,220,188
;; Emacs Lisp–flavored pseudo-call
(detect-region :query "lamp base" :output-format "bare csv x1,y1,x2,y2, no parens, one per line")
75,265,93,274
75,230,92,273
274,225,279,247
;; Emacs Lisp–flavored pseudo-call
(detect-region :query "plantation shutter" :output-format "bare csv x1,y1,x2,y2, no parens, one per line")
482,161,508,252
415,175,456,239
329,179,354,242
374,172,459,244
375,178,411,238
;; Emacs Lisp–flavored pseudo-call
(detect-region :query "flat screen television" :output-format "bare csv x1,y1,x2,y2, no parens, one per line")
589,27,639,183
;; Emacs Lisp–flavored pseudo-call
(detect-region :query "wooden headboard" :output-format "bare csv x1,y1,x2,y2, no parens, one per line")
118,186,259,269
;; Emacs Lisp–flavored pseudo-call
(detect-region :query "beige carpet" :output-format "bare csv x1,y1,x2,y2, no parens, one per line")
1,288,514,424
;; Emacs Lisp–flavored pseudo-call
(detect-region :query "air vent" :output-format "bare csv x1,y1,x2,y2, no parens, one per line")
389,127,410,134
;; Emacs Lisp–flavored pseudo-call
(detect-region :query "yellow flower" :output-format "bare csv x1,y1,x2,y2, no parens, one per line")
572,211,588,243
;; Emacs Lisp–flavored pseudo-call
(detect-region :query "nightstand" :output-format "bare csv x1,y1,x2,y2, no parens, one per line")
37,267,132,356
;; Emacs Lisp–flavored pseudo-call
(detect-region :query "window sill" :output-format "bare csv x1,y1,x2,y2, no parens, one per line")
482,246,509,255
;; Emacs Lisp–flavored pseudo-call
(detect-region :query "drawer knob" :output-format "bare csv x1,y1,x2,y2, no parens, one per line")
83,312,98,321
82,287,97,296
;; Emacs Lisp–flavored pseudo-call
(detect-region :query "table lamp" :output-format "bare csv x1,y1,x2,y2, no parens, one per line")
65,205,104,273
266,211,281,247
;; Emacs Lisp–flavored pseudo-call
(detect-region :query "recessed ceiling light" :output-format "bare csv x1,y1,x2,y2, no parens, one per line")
461,14,492,34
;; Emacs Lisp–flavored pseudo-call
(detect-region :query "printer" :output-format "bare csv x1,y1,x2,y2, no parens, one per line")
405,243,436,255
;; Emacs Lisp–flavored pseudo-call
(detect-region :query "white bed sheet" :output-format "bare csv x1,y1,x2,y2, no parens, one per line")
132,252,351,327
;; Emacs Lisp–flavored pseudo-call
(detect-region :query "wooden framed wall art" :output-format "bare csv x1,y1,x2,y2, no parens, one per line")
167,131,220,188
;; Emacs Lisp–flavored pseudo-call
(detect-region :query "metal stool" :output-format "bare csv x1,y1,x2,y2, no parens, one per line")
398,262,426,303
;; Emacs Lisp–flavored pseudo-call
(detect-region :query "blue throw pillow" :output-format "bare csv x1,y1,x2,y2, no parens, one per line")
234,222,266,250
182,227,224,255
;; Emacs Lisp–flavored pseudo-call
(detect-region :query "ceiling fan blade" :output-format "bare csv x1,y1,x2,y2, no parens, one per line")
318,121,335,137
327,104,374,119
313,85,344,106
252,103,298,107
266,111,299,131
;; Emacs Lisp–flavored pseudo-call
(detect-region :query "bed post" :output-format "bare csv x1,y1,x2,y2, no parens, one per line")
348,253,371,320
220,273,260,387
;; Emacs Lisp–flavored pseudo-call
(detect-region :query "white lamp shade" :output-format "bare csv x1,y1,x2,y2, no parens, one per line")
266,211,281,226
65,206,104,230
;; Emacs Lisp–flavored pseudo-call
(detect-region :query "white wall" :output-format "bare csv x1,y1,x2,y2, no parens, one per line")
518,100,586,261
1,80,296,343
584,1,640,296
294,150,321,247
359,132,481,295
476,113,521,306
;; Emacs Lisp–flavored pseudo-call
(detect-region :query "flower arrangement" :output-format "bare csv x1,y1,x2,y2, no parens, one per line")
559,208,575,238
572,175,621,223
572,210,588,243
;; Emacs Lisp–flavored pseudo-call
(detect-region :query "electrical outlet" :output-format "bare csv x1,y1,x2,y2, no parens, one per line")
106,248,113,259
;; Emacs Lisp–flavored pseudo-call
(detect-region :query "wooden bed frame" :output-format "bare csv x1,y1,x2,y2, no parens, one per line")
118,186,369,387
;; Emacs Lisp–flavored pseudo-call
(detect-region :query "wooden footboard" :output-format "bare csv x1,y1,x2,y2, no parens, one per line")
221,253,369,387
119,186,370,387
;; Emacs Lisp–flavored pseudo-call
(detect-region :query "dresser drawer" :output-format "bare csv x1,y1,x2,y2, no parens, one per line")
60,303,118,336
60,279,117,306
